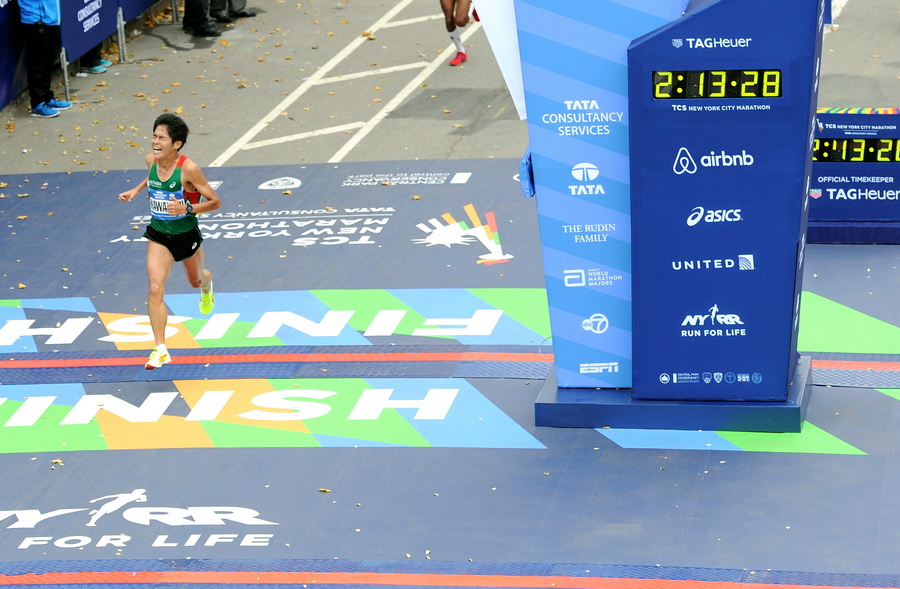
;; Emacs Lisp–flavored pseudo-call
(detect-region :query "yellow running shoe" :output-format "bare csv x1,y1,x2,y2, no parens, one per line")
200,280,215,314
145,347,171,370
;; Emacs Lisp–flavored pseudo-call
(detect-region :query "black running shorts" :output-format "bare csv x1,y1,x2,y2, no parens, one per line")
144,225,203,262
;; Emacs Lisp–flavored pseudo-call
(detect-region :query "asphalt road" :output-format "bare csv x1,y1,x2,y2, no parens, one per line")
0,0,898,176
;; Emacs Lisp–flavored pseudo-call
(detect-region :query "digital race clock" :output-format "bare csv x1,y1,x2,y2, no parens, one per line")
812,137,900,163
628,0,824,403
653,69,782,99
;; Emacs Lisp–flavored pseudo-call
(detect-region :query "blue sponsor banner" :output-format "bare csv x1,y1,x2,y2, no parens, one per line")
0,0,26,111
628,0,824,401
810,110,900,223
59,0,119,63
119,0,157,23
514,0,684,388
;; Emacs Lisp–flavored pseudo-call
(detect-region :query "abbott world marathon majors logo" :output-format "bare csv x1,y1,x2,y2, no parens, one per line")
673,147,755,175
4,489,277,551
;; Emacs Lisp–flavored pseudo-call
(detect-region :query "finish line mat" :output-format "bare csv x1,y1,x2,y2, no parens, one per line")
0,160,898,580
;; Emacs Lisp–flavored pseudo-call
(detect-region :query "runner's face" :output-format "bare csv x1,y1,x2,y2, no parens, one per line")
151,125,181,160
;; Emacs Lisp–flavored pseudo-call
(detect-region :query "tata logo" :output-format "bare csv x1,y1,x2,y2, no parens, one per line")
571,162,599,182
686,206,742,226
674,147,754,174
569,162,605,196
564,100,600,110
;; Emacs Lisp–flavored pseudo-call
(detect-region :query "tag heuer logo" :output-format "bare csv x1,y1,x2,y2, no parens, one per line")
672,38,684,48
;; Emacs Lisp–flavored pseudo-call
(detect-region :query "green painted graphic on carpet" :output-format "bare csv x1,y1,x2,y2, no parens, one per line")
798,291,900,354
875,388,900,401
598,421,866,455
717,422,866,455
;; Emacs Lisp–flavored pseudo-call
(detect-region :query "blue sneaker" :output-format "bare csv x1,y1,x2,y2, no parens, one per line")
46,98,72,110
99,58,113,67
30,102,60,118
81,65,107,74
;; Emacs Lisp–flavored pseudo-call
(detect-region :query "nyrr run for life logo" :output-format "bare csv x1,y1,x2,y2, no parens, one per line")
412,203,514,265
4,489,278,552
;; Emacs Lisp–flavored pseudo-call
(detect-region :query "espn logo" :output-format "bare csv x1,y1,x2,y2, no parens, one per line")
579,362,619,374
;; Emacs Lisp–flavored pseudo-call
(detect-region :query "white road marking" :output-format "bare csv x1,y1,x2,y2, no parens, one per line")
209,0,424,167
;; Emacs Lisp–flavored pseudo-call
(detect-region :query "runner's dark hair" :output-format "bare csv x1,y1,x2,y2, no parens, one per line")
153,113,189,149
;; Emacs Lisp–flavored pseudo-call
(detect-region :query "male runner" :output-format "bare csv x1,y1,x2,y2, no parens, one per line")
118,114,220,369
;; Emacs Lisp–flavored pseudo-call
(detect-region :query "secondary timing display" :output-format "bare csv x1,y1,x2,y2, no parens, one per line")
813,137,900,163
653,69,782,99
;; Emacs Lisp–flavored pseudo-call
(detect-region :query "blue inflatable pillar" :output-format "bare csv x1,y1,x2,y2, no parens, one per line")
514,0,686,389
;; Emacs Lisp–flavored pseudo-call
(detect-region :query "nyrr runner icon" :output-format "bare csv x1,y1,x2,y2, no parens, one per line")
86,489,147,527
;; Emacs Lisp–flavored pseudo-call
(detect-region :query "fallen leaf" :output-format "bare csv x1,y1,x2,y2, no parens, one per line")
17,283,26,289
318,488,331,493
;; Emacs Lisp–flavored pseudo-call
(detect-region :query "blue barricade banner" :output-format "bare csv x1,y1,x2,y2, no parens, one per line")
628,0,825,401
810,109,900,223
0,0,26,111
513,0,685,389
60,0,119,63
120,0,157,23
